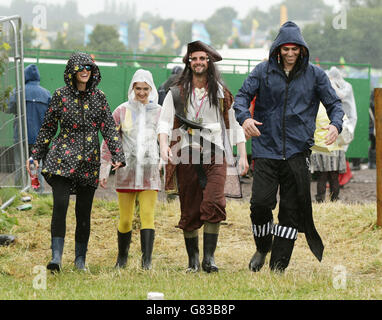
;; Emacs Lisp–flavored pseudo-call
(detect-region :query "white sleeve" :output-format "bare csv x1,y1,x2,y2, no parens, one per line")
157,90,175,138
228,107,246,145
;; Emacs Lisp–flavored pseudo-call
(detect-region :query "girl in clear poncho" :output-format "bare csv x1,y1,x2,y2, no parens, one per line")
100,69,161,270
310,67,357,202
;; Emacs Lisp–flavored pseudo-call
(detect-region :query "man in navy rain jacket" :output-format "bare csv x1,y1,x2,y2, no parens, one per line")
8,64,51,189
234,21,344,272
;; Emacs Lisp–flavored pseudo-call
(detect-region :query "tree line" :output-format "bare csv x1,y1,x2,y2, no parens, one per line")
0,0,381,68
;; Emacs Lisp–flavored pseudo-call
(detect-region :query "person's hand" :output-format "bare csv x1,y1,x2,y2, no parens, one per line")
26,158,39,176
111,161,123,171
323,124,339,145
100,178,107,188
238,156,249,176
242,118,263,139
160,144,173,163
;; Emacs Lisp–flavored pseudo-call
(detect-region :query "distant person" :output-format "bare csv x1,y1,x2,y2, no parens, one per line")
368,90,376,169
157,66,183,106
100,69,161,270
329,67,357,187
311,67,357,201
234,21,344,273
310,103,346,202
27,52,125,272
7,64,51,191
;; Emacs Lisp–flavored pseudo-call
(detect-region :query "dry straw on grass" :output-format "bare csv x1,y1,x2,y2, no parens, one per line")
0,191,381,299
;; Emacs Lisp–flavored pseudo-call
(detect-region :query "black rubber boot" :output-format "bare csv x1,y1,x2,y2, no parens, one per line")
184,236,200,272
369,149,376,169
140,229,155,270
0,234,16,246
249,234,272,272
315,194,325,203
74,241,88,271
315,172,327,203
47,237,65,272
115,231,132,269
269,236,295,273
202,233,219,273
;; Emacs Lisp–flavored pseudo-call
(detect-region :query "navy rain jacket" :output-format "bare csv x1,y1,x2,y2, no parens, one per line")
9,64,51,145
234,21,344,160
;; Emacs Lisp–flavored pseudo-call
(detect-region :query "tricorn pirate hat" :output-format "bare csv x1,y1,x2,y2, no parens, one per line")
182,40,222,64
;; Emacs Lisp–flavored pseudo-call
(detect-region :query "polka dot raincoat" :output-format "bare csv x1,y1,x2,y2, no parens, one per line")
31,52,125,194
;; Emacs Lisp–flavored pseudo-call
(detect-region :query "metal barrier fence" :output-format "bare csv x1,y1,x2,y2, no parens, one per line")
24,48,262,74
0,15,28,195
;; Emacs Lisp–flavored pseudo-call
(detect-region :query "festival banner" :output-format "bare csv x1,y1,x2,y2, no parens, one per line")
171,22,181,50
249,19,259,48
119,22,129,48
84,24,94,46
138,22,155,52
152,26,167,46
191,22,211,45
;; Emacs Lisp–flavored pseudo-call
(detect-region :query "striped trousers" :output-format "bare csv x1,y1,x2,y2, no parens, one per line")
252,220,298,241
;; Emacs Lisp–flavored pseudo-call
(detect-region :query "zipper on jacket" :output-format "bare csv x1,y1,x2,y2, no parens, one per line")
79,94,86,161
282,81,289,160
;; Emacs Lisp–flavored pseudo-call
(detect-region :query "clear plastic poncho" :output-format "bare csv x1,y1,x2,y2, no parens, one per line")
327,66,357,152
100,69,161,190
311,67,357,154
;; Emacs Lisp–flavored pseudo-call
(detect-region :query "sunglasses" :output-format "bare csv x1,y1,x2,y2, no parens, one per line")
78,65,92,72
189,56,209,62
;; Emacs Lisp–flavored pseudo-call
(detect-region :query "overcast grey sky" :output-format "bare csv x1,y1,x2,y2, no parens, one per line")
0,0,341,21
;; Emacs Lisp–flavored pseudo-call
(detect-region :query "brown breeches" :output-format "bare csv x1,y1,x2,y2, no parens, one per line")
176,156,227,232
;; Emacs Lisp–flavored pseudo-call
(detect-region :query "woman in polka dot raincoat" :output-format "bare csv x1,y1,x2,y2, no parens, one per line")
27,52,125,272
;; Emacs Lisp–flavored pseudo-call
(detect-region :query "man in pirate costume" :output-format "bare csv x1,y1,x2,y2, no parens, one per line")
234,21,344,272
158,41,249,273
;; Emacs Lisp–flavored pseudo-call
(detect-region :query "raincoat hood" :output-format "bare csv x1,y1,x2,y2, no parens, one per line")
327,66,357,150
269,21,310,63
24,64,40,83
127,69,158,104
327,67,348,96
64,52,101,91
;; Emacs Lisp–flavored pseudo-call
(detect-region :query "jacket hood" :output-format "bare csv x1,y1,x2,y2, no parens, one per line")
128,69,158,104
64,52,101,91
24,64,40,83
269,21,309,61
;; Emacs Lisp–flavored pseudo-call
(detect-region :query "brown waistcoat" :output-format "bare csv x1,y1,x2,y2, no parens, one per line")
164,85,234,192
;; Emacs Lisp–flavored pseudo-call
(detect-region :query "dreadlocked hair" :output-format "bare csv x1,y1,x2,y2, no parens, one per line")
175,56,223,109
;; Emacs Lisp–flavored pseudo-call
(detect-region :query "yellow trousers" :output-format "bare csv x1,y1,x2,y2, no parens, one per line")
117,190,157,233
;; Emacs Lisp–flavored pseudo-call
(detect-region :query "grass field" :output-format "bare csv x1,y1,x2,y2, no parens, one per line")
0,189,381,300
